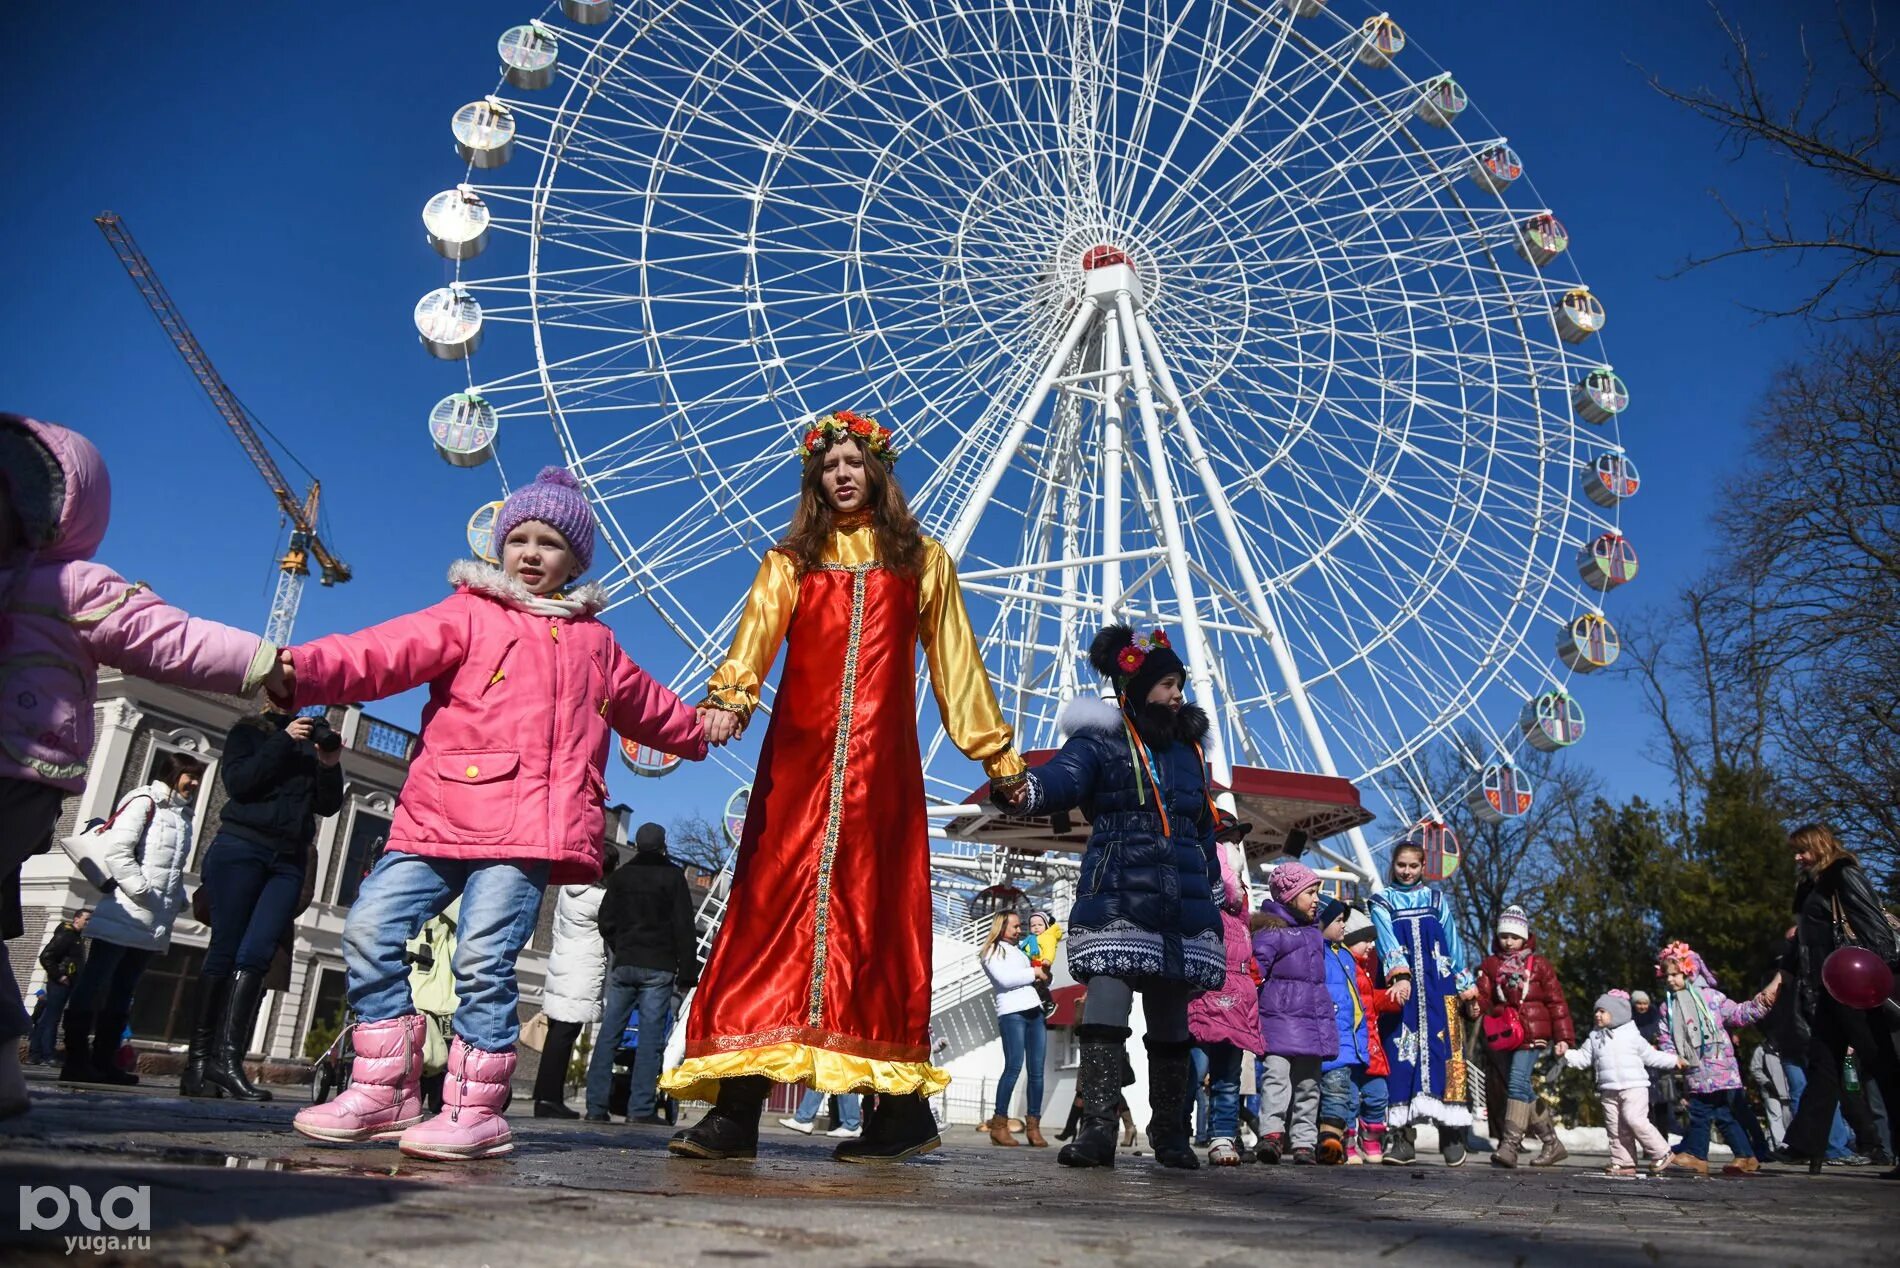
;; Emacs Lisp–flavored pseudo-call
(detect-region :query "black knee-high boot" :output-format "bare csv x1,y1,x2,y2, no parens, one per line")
1056,1096,1083,1141
1059,1025,1129,1168
179,975,229,1098
668,1074,770,1160
58,1009,94,1082
1145,1038,1200,1169
204,969,272,1101
89,1009,140,1085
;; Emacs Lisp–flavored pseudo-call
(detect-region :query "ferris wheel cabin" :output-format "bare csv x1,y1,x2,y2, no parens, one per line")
1554,288,1606,343
429,392,498,467
1520,691,1586,752
1470,145,1522,194
1583,451,1640,507
561,0,613,24
1578,531,1639,590
1573,366,1629,424
1514,214,1568,267
451,100,515,169
498,24,558,90
423,187,490,262
414,286,482,360
1557,612,1621,673
1357,16,1405,68
1415,76,1468,129
1469,764,1536,824
1411,820,1460,882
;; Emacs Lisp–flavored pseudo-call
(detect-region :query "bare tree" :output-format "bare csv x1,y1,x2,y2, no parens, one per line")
666,814,735,877
1391,731,1599,955
1649,3,1899,324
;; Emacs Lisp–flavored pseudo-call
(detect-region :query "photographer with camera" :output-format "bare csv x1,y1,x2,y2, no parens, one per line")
183,710,343,1100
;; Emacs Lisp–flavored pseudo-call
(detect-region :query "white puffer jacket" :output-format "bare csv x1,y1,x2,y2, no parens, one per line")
542,883,608,1024
1562,1020,1681,1092
84,782,195,953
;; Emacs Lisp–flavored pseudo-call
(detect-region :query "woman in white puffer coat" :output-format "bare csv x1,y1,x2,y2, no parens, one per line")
60,751,207,1086
532,850,615,1117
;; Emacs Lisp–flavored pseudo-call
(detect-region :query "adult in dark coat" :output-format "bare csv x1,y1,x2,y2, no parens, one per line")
187,711,343,1101
586,823,699,1124
27,911,88,1063
1776,824,1900,1177
1631,990,1680,1134
1001,625,1221,1172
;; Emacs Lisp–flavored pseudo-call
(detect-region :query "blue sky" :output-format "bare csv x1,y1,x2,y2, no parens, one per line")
3,1,1851,831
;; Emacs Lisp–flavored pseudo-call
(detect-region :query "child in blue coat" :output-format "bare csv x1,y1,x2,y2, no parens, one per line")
1318,898,1374,1163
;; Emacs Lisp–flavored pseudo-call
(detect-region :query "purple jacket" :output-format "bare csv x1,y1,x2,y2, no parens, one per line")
1251,900,1339,1060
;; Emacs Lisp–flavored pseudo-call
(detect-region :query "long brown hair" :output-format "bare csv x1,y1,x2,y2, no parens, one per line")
780,436,926,578
1789,822,1855,872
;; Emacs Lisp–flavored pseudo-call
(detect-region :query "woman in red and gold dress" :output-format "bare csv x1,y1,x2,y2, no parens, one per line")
665,410,1026,1163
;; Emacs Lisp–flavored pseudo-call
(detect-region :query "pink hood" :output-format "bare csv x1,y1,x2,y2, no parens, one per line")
0,415,274,789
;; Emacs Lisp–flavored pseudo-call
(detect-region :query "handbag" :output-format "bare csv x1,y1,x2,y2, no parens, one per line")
57,792,155,891
519,1010,550,1053
1482,1006,1527,1052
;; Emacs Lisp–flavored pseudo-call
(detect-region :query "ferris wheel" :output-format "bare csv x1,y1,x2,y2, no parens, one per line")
415,0,1641,880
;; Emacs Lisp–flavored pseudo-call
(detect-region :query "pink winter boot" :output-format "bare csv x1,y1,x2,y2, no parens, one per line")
398,1037,516,1161
1360,1122,1387,1164
293,1015,426,1144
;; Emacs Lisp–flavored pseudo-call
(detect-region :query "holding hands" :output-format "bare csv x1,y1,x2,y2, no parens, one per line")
1389,977,1413,1006
263,647,297,710
1752,978,1781,1009
696,705,742,747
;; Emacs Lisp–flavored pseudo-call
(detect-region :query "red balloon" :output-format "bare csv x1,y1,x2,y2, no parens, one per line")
1821,946,1896,1011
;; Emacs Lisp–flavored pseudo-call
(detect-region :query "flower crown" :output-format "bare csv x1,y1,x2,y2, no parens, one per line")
797,409,898,465
1112,629,1171,677
1657,940,1704,979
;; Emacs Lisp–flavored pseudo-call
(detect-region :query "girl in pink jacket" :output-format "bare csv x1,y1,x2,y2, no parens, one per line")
0,414,283,1120
286,466,708,1161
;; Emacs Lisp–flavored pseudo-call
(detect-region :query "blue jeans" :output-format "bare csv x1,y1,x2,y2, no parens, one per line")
1190,1045,1211,1141
793,1087,862,1130
1504,1046,1537,1102
585,962,677,1118
1785,1060,1854,1159
343,852,548,1052
1203,1042,1243,1140
27,980,71,1061
996,1005,1046,1116
201,832,307,975
1681,1087,1755,1161
1318,1065,1392,1129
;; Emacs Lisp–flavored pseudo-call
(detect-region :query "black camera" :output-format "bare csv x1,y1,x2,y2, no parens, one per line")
305,717,344,754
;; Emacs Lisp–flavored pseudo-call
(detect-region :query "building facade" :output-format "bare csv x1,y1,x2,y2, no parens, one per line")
15,670,638,1068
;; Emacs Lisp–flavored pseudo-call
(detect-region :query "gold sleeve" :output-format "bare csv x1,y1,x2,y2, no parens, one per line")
918,540,1025,781
703,549,798,726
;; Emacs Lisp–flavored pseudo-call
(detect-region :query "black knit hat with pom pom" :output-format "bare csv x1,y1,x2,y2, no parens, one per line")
1088,623,1187,705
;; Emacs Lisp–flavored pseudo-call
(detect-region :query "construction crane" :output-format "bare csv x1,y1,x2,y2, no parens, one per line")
95,212,350,645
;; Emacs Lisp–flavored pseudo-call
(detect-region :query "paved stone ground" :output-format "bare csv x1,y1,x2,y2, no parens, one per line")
2,1078,1894,1267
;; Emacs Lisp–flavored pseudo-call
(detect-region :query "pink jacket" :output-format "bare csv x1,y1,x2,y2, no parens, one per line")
287,562,708,884
0,416,274,790
1188,840,1266,1054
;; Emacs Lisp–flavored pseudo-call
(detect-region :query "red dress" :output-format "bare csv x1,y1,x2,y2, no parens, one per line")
662,524,1021,1100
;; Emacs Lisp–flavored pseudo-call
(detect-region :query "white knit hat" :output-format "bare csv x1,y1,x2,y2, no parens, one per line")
1496,904,1531,941
1342,907,1375,945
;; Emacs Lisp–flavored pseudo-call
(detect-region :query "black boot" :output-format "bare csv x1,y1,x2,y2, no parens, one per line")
1059,1025,1129,1169
89,1010,140,1086
835,1092,941,1163
1383,1124,1417,1164
204,969,272,1101
1145,1038,1200,1169
179,975,229,1098
58,1010,95,1082
1055,1097,1083,1141
668,1075,769,1159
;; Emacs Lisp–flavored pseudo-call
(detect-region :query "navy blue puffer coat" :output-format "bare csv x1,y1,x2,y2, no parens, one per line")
1018,696,1223,989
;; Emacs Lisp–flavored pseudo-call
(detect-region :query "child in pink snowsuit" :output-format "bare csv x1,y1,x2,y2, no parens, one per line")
286,467,709,1160
0,415,281,1119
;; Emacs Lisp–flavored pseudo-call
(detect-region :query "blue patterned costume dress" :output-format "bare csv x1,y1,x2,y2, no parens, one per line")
1369,882,1474,1129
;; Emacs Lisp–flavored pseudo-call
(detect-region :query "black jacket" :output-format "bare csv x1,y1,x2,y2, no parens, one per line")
1782,857,1898,1018
216,715,344,854
38,920,86,982
597,852,699,986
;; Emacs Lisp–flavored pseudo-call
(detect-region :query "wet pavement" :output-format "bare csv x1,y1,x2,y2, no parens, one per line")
2,1079,1895,1266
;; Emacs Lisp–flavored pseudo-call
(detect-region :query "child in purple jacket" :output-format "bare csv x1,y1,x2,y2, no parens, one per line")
1251,861,1338,1164
1653,940,1778,1176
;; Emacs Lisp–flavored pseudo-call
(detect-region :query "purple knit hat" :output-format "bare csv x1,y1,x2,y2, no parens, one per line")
1268,860,1320,906
494,466,595,574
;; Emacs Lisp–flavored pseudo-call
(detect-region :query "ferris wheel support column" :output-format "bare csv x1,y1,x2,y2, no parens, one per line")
1098,316,1128,619
942,297,1103,563
1130,310,1381,888
1110,288,1231,797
